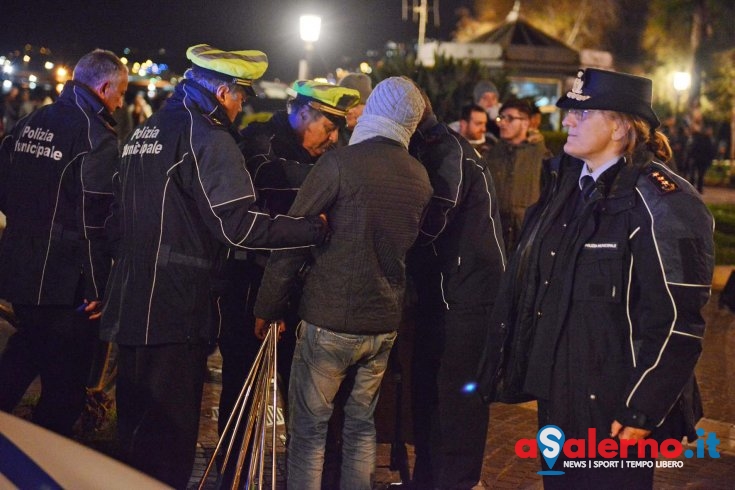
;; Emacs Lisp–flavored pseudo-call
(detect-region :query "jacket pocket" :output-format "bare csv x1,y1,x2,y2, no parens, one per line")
573,242,625,303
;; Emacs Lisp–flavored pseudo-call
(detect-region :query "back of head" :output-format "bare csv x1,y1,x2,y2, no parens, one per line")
350,76,425,148
73,49,127,89
339,73,373,104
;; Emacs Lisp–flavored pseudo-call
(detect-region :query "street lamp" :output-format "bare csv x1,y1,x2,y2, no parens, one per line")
673,71,691,122
298,14,321,80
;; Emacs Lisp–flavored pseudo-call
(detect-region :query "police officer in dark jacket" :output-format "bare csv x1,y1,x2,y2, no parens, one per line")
0,49,128,437
477,69,715,489
407,91,506,489
101,45,328,488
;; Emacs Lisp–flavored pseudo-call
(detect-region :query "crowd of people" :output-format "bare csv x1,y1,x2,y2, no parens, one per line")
0,43,716,490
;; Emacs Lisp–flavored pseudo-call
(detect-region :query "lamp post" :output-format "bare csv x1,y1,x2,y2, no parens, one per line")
673,71,691,123
299,14,321,80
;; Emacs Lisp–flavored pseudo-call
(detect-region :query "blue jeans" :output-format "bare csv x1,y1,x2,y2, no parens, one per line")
286,321,397,490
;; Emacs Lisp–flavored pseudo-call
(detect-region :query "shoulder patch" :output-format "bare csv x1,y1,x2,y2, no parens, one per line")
645,167,679,194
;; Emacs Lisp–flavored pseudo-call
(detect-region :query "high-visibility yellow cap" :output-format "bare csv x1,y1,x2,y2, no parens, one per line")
287,80,360,120
186,44,268,95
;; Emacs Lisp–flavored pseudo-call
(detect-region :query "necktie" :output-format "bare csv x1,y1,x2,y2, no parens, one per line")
580,175,595,201
575,175,595,216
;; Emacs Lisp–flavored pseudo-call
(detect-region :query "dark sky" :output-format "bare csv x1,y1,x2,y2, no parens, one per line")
1,0,474,81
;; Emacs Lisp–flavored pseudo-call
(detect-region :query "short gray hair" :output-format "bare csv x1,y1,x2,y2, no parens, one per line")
183,68,240,96
73,49,127,89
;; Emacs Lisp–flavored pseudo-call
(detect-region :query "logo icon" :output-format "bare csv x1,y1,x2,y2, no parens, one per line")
537,425,565,475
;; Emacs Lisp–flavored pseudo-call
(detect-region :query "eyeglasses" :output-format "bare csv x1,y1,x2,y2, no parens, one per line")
496,114,528,123
564,109,597,121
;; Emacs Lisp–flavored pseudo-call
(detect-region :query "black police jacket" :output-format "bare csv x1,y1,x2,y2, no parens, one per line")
477,152,714,440
239,110,317,217
407,116,506,310
0,80,116,305
101,80,326,345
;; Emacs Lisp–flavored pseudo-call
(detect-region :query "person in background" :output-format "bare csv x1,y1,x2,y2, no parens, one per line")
338,72,373,146
2,85,22,135
407,87,506,489
486,99,550,253
101,45,328,488
685,120,716,193
129,91,153,126
716,106,735,162
458,103,491,157
0,49,128,437
216,79,359,486
254,76,432,489
473,80,501,140
478,68,714,489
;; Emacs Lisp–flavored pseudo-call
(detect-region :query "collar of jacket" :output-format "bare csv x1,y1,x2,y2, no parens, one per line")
598,154,650,215
59,80,117,127
174,79,233,129
414,114,439,138
408,114,445,155
271,110,317,164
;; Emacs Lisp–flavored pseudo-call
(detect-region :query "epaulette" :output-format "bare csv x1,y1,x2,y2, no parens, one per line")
644,164,679,194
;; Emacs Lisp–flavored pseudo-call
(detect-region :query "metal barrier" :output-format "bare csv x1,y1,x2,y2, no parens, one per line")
199,323,281,489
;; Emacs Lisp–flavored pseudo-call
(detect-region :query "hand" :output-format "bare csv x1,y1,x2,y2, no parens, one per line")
610,420,651,441
80,299,103,320
254,317,285,340
319,213,328,226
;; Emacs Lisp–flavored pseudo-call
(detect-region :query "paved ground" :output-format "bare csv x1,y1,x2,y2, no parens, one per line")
187,293,735,489
1,185,734,488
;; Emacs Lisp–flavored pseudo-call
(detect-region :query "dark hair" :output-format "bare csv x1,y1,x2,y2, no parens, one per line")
460,104,486,122
499,98,534,118
73,49,127,89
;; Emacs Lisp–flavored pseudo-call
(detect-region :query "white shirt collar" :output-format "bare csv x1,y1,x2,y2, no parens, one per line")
579,156,623,189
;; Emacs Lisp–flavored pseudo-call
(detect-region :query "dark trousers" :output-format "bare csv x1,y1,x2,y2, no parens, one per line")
0,303,97,437
411,304,491,489
537,400,655,490
116,342,209,489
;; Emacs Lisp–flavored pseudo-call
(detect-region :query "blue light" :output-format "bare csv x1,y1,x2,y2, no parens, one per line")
462,382,477,394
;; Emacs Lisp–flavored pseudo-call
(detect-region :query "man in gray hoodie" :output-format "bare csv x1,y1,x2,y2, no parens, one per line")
254,76,432,489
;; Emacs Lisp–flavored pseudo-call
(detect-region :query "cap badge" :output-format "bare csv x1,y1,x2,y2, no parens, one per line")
567,70,591,101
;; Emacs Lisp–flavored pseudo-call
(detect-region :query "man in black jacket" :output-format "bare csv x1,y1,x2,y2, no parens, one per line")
254,77,432,489
101,45,328,488
407,91,506,489
0,49,128,437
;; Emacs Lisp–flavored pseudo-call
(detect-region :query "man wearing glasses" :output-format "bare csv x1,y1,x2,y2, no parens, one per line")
487,99,551,252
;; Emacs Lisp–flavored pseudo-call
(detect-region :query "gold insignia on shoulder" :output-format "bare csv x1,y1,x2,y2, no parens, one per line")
647,169,678,193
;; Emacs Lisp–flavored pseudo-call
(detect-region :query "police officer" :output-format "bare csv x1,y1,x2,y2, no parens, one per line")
101,45,329,488
478,68,715,489
408,88,506,489
216,80,359,482
0,49,127,437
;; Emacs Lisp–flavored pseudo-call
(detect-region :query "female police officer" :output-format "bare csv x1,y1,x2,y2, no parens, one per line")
478,68,715,488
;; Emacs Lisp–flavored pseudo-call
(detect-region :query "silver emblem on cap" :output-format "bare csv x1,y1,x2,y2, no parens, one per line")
567,70,591,101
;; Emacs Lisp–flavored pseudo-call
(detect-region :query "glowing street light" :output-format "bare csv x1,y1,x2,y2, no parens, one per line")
300,15,322,43
298,14,321,80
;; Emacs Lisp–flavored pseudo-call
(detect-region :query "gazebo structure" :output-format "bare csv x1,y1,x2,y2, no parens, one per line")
417,6,612,128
